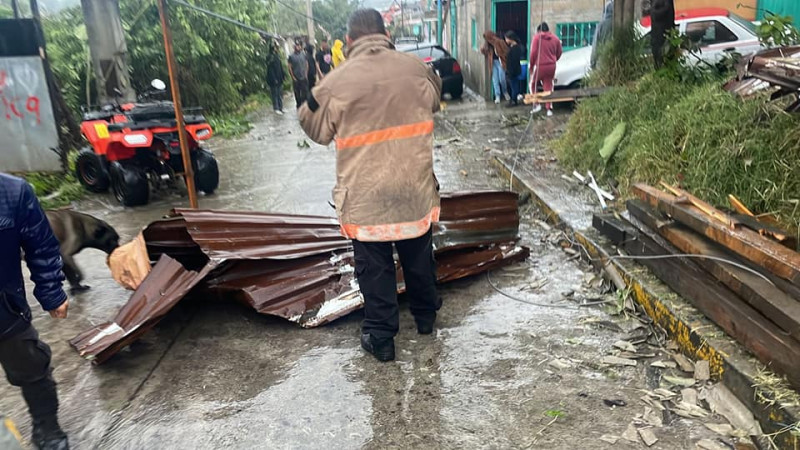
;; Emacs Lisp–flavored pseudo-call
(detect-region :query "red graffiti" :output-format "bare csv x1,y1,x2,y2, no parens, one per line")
26,96,41,124
1,94,42,125
0,71,6,91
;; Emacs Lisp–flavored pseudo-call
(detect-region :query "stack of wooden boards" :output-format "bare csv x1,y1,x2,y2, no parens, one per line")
593,183,800,389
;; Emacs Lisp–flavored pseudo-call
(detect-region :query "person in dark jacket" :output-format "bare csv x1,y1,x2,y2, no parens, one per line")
266,42,285,115
305,43,318,90
0,173,70,450
504,31,524,107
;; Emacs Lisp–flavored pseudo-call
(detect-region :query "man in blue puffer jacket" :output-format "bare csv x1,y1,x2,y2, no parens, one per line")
0,173,70,450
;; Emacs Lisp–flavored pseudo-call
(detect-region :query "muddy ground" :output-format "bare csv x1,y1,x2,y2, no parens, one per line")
2,94,736,449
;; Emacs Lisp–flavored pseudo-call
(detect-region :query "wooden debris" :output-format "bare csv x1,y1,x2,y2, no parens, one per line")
728,194,755,216
628,200,800,340
672,353,695,373
599,435,619,444
697,439,729,450
681,388,698,406
601,356,637,367
633,183,800,286
660,182,736,227
638,427,659,447
704,423,734,436
663,375,696,387
613,340,637,353
621,423,640,442
701,385,763,436
694,360,711,381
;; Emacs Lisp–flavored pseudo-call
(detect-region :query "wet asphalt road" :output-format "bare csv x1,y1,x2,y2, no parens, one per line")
2,95,722,449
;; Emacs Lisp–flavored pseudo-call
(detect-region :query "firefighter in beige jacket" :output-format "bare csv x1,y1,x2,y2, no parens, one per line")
299,9,443,362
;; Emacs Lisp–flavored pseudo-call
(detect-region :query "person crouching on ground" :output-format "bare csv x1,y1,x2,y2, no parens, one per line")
529,22,563,116
288,41,310,108
266,42,286,115
504,31,524,107
0,173,71,450
481,31,509,104
298,9,443,362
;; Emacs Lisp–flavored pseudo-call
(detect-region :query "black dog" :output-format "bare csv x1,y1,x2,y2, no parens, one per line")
45,210,120,294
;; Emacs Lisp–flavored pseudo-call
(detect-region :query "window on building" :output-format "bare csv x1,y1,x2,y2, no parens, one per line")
556,22,598,51
685,21,738,46
471,18,478,50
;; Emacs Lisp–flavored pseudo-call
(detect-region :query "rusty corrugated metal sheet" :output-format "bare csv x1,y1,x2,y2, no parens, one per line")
725,46,800,100
72,191,530,363
69,255,213,364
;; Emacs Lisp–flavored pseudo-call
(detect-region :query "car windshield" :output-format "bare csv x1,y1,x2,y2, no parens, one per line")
728,11,758,35
404,46,448,60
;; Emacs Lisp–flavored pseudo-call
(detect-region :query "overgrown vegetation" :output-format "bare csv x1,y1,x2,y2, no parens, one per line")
42,0,274,116
556,18,800,231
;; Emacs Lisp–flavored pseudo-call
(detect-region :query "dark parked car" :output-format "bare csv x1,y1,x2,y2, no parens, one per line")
399,44,464,99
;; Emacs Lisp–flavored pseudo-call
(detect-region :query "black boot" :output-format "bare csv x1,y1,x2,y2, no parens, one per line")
414,314,436,335
32,418,68,450
360,333,395,362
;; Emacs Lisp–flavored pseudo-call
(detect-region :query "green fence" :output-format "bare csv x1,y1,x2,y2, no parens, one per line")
757,0,800,22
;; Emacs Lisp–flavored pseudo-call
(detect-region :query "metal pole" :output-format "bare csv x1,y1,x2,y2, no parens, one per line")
306,0,315,43
157,0,198,209
436,0,442,45
449,0,456,57
11,0,19,18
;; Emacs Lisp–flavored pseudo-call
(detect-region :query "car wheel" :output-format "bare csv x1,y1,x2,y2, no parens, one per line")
110,162,149,207
192,149,219,194
450,84,463,100
75,148,110,193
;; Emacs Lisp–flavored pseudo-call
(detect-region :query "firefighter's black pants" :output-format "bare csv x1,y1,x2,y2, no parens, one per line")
0,324,59,425
353,228,441,339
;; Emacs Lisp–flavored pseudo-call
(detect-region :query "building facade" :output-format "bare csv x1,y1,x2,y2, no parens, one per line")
446,0,779,100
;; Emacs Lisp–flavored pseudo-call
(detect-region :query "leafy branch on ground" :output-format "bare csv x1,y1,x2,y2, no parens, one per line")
756,12,800,47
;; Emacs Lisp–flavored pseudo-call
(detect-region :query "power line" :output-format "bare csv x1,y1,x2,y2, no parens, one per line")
168,0,281,39
272,0,333,27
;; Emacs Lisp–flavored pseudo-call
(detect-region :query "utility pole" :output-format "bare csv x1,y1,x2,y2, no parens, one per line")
11,0,19,18
156,0,198,209
306,0,315,43
436,0,442,45
400,0,405,36
81,0,136,104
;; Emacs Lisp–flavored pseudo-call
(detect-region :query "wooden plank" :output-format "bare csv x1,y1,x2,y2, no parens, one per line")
728,194,755,216
627,200,800,338
593,214,800,389
523,86,609,104
659,182,736,227
732,214,798,250
633,183,800,287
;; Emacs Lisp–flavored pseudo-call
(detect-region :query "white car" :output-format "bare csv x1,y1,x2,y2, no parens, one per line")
553,8,764,89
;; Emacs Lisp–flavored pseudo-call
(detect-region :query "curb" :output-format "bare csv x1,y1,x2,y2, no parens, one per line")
493,156,800,448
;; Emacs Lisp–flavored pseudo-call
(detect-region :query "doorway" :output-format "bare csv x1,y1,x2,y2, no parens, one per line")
493,1,529,51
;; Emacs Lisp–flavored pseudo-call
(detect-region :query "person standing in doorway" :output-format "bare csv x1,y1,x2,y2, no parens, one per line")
266,42,285,114
298,9,442,362
316,39,333,79
0,173,70,450
288,41,310,108
305,43,318,90
529,22,563,116
481,31,509,104
504,31,523,107
331,39,346,68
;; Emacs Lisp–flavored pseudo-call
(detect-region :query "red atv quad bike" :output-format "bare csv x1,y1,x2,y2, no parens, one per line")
76,79,219,206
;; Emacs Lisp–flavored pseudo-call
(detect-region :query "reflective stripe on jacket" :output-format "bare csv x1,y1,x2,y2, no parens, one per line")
298,34,443,242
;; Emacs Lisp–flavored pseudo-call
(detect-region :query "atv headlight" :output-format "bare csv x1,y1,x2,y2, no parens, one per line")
196,129,211,139
123,134,149,145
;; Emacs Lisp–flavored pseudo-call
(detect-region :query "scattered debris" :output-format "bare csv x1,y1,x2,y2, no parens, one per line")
701,385,763,436
621,423,640,443
612,340,637,353
598,435,619,444
601,356,637,367
696,438,729,450
638,427,658,447
641,406,663,427
651,360,678,369
694,360,711,382
704,423,735,436
681,388,698,406
663,375,696,387
547,359,572,371
672,353,695,373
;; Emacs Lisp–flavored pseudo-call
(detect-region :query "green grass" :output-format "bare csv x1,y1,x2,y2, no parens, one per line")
23,171,84,209
208,114,254,139
554,74,800,234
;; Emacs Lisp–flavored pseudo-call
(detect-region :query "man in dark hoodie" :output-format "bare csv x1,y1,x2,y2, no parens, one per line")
503,31,524,107
529,22,563,116
266,42,286,114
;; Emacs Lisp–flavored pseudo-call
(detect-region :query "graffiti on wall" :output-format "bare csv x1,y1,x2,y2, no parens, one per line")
0,56,60,172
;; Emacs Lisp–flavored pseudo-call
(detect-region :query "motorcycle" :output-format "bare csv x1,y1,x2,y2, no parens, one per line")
76,79,219,206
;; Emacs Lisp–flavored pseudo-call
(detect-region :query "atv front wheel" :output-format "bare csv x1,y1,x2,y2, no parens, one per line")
193,149,219,194
110,162,149,207
75,148,110,193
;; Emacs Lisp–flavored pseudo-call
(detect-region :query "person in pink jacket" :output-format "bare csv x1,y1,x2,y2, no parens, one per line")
529,22,563,116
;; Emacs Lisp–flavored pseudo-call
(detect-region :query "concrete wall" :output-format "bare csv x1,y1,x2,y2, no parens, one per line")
674,0,757,20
